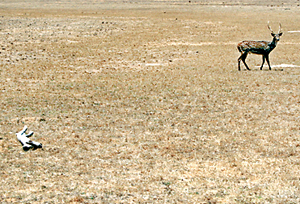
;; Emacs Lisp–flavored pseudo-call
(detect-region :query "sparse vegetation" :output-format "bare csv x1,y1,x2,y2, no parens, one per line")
1,0,300,203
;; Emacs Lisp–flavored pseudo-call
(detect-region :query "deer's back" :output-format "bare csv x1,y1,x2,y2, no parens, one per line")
237,40,270,54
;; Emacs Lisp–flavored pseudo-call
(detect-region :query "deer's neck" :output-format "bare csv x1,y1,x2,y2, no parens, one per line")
269,38,278,50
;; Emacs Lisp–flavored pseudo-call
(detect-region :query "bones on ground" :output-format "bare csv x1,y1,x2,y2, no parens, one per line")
16,126,42,151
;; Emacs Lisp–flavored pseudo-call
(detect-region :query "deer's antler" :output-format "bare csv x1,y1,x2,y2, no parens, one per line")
267,21,275,34
278,23,282,34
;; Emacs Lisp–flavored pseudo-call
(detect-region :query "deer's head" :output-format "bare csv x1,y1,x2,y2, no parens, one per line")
268,22,283,43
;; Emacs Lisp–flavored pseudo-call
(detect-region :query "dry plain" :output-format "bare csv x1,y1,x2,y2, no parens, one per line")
1,0,300,203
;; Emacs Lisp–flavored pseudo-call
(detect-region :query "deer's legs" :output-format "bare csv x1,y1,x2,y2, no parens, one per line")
260,55,266,70
265,55,271,70
238,52,250,71
238,57,241,71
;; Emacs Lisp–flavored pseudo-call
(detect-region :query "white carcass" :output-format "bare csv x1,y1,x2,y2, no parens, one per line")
16,126,42,151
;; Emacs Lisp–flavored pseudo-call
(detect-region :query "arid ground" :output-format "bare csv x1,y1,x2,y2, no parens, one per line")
1,0,300,203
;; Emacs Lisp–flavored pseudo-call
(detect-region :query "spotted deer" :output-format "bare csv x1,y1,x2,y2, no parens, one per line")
237,23,283,71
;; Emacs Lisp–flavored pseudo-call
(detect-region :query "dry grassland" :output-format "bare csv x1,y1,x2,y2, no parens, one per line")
1,1,300,203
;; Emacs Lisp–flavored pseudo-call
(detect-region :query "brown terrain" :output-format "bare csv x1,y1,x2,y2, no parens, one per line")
1,0,300,203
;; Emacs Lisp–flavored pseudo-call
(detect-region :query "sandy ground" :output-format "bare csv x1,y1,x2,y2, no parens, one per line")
1,0,300,203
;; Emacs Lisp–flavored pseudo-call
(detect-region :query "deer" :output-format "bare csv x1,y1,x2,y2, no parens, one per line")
237,23,283,71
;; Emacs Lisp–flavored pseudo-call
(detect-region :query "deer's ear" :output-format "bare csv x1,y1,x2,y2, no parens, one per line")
271,33,276,37
279,32,283,36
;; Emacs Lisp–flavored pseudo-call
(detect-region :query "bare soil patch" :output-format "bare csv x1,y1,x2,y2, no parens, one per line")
1,1,300,203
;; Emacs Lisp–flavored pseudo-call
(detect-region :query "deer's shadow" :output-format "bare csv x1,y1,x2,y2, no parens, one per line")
239,68,284,72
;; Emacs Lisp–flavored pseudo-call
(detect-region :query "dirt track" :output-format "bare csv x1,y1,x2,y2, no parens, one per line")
1,1,300,203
